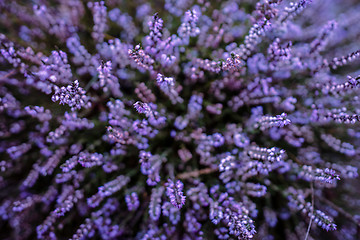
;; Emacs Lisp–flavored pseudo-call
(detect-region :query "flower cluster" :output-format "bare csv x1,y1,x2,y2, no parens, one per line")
1,0,360,239
166,179,186,209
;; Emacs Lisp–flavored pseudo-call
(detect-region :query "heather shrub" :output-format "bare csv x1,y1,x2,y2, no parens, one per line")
1,0,360,239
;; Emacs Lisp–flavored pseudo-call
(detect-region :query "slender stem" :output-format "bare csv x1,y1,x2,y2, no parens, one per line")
176,167,217,180
85,74,98,91
104,33,115,40
287,151,302,165
0,69,17,80
304,180,314,240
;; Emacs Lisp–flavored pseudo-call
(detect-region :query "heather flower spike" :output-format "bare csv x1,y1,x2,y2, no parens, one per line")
125,192,140,211
51,80,91,111
166,179,186,209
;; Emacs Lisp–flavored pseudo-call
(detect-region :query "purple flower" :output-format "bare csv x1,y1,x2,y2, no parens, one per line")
255,112,291,130
87,175,130,208
166,179,186,209
97,61,122,97
125,192,140,211
149,187,164,221
87,1,107,42
133,101,152,117
2,0,360,239
51,80,91,111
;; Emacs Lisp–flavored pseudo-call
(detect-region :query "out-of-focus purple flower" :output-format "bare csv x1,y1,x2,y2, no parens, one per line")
87,175,130,208
125,192,140,211
97,61,122,97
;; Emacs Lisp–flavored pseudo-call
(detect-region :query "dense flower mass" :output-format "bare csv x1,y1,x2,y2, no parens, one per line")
1,0,360,239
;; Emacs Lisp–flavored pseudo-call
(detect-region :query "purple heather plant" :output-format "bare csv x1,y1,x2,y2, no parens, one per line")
1,0,360,239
